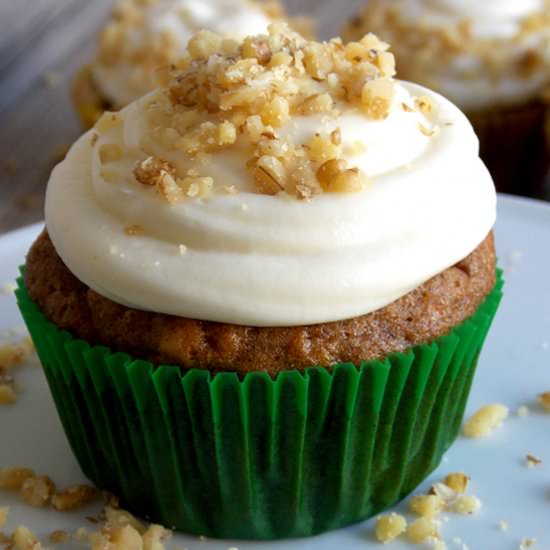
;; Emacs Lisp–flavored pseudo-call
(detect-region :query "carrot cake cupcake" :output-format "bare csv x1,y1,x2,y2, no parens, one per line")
20,25,501,539
344,0,550,196
72,0,312,127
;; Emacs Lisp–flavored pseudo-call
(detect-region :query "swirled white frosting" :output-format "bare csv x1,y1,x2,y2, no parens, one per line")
91,0,272,108
355,0,550,111
46,82,496,327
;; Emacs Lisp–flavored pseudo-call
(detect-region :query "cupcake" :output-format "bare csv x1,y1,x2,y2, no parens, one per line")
71,0,313,128
19,25,501,539
343,0,550,197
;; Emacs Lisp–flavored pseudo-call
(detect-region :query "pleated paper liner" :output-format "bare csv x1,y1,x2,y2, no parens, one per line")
16,270,503,539
468,99,550,198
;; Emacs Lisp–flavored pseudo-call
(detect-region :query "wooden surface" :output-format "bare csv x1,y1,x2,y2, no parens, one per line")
0,0,548,235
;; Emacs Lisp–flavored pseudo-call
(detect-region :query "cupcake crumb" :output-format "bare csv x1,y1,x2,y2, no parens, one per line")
463,403,508,438
499,520,509,531
520,538,537,550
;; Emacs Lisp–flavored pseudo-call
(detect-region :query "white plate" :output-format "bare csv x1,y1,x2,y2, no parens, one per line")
0,194,549,550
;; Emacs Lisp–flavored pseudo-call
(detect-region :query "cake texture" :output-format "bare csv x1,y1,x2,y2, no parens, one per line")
343,0,550,196
25,229,496,375
20,25,501,538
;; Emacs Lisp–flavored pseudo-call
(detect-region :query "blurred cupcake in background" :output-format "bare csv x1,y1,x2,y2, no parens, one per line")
344,0,550,197
72,0,313,127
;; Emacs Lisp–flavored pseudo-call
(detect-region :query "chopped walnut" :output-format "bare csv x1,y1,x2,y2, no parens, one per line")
430,481,457,504
525,454,542,468
375,513,407,543
452,495,482,514
12,526,45,550
139,25,398,199
0,342,27,368
0,384,16,405
361,79,394,119
409,494,445,518
463,403,508,438
418,123,439,137
179,175,214,199
406,517,438,543
308,134,341,163
52,485,98,511
520,537,538,550
134,156,176,186
20,475,56,508
0,468,35,491
538,391,550,412
443,472,470,494
252,156,285,195
415,95,436,115
48,530,69,544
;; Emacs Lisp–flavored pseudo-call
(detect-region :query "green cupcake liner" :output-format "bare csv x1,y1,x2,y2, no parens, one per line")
16,270,503,539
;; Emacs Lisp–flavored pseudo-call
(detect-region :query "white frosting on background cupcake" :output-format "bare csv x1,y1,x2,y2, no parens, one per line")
91,0,273,107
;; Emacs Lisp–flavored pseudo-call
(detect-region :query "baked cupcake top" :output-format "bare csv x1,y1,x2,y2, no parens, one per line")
46,25,496,327
92,0,283,108
344,0,550,111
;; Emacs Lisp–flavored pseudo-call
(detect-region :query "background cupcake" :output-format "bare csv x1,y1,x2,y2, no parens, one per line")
20,26,501,539
344,0,550,197
72,0,313,127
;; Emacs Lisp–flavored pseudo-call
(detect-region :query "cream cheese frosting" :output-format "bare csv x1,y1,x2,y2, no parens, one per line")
91,0,273,108
345,0,550,111
47,28,496,327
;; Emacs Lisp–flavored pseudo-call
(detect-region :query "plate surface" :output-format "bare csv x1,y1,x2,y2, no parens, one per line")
0,194,549,549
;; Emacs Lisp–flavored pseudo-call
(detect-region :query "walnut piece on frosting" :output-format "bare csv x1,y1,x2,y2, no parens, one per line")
92,24,432,204
124,24,397,202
